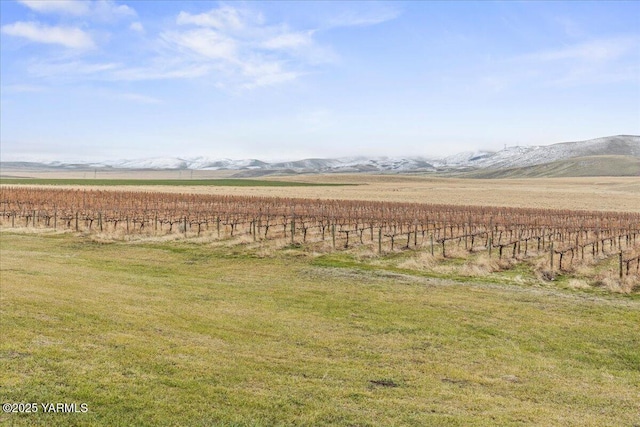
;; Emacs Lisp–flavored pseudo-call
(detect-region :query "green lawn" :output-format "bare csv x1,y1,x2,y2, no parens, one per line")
1,232,639,426
0,178,350,187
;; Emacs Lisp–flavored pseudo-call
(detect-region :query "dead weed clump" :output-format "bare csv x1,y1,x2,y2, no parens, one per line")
89,229,128,242
567,279,591,290
533,257,556,281
397,252,436,271
572,262,598,277
496,257,517,270
536,270,556,282
254,244,278,259
354,247,379,261
593,274,638,294
444,245,471,259
459,255,500,277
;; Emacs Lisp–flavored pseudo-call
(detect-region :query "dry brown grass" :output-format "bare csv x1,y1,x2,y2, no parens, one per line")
442,244,472,259
594,275,639,294
460,255,501,276
397,252,436,270
567,279,591,290
3,173,639,212
396,252,503,278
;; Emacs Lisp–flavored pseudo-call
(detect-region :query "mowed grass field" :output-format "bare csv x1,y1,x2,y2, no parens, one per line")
1,231,639,426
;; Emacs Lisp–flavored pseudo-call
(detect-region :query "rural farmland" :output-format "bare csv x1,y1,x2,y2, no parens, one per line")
1,185,640,284
1,176,639,426
2,0,639,425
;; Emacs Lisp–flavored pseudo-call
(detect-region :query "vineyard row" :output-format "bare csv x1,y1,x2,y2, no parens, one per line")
2,187,639,278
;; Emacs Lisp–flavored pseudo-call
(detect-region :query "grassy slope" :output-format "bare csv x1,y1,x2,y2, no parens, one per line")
463,155,640,178
1,232,639,426
0,178,349,187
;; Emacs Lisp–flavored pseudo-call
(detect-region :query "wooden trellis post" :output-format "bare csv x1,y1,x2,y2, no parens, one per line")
332,224,336,249
619,251,623,279
291,217,295,244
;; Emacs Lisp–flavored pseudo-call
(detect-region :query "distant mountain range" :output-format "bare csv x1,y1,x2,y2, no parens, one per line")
2,135,639,177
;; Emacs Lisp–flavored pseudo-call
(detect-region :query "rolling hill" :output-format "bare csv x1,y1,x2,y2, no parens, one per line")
463,155,640,178
1,135,638,178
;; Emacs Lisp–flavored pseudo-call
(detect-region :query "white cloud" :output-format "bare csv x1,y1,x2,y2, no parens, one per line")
522,37,638,63
18,0,90,16
129,22,144,33
18,0,136,20
109,64,212,81
5,4,341,89
176,6,262,32
113,92,162,104
2,84,47,93
28,60,119,78
553,17,584,39
93,0,136,21
161,28,237,61
478,36,640,91
262,31,313,50
522,37,640,87
160,5,334,89
327,7,400,28
2,21,95,49
239,61,300,89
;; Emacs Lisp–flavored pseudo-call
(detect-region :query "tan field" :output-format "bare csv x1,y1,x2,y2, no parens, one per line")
251,175,640,212
3,168,639,212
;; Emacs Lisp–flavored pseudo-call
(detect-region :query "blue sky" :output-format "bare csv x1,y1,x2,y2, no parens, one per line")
1,1,639,161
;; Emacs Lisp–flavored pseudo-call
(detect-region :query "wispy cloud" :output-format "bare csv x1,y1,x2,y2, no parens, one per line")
326,6,400,28
176,6,261,32
262,31,314,50
28,60,120,79
18,0,136,21
2,83,47,93
109,63,212,81
524,37,640,86
4,1,138,50
154,5,333,89
4,4,391,90
129,22,144,33
2,21,95,49
112,92,162,104
480,36,640,90
18,0,90,16
553,16,584,39
92,0,136,21
239,61,301,89
161,28,237,61
521,37,637,63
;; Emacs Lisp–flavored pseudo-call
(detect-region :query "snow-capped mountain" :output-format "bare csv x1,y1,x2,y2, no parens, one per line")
2,135,638,175
437,135,640,170
31,156,439,173
104,157,270,170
